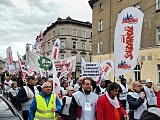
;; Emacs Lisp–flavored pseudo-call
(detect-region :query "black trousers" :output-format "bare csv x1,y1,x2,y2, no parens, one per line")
120,100,126,110
22,110,29,120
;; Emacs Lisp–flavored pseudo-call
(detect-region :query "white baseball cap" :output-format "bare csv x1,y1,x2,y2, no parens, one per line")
146,79,153,83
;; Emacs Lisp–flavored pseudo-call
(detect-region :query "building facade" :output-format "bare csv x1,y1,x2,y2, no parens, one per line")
41,17,92,78
89,0,160,84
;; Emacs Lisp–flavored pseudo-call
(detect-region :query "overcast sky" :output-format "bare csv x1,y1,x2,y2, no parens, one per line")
0,0,92,60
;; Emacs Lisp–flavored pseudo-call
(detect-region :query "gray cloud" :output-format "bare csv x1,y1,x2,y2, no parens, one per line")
0,0,15,7
0,0,92,60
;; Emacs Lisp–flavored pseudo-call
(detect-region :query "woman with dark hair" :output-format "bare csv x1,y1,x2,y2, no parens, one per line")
97,82,129,120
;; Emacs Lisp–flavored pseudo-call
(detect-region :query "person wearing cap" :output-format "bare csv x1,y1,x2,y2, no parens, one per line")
95,78,106,96
143,79,157,108
119,78,128,110
29,82,62,120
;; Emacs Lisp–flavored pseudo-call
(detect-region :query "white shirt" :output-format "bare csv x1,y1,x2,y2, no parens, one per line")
4,80,13,92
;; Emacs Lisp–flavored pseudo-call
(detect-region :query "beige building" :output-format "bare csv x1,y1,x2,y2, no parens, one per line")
41,17,92,78
89,0,160,85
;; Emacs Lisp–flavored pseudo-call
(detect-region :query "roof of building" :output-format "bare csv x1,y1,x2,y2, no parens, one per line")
43,16,92,36
88,0,99,9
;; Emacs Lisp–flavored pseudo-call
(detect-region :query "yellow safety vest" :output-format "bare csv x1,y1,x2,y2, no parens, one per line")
34,93,57,120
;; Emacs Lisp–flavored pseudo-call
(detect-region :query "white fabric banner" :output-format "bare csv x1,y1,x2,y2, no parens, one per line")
54,56,76,72
28,51,41,72
51,38,60,59
6,46,15,74
114,7,144,76
81,61,100,81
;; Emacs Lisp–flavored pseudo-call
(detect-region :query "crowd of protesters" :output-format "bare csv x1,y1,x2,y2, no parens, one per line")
0,71,160,120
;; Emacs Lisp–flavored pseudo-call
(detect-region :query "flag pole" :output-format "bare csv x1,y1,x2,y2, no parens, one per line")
52,60,56,118
52,80,55,118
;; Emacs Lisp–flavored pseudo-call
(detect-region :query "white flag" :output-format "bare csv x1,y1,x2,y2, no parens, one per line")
6,46,15,74
51,38,60,59
114,7,144,76
100,59,114,77
52,60,62,103
59,65,68,79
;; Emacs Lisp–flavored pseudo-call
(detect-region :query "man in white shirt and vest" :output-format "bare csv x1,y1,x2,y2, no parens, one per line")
143,79,157,108
69,77,98,120
16,76,39,120
119,78,128,110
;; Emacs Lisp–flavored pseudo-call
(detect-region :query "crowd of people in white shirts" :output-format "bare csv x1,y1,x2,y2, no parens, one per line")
1,72,160,120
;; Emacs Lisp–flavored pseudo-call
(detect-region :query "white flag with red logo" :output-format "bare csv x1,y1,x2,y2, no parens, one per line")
59,65,68,79
114,7,144,76
52,60,62,104
101,59,114,77
33,31,43,52
51,38,60,59
17,52,26,82
6,46,15,74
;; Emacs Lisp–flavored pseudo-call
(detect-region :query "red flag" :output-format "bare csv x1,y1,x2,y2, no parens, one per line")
38,31,43,41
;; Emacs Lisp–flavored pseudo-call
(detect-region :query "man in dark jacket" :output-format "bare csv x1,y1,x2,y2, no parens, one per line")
140,107,160,120
127,81,147,120
16,76,38,120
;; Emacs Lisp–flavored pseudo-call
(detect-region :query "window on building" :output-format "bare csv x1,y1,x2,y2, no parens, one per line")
60,41,65,49
48,45,50,51
53,31,55,36
98,42,102,54
81,55,85,61
82,30,86,38
134,65,141,81
157,27,160,44
72,29,77,36
73,41,76,49
99,3,103,11
61,28,65,35
82,43,85,50
90,43,92,51
148,55,152,60
157,64,160,83
141,56,145,61
60,55,64,59
91,32,92,38
157,0,160,10
98,20,103,31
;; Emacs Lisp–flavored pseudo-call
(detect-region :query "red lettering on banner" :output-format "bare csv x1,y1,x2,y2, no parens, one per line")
53,48,57,59
8,52,13,64
55,62,70,67
103,65,109,73
121,26,134,60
